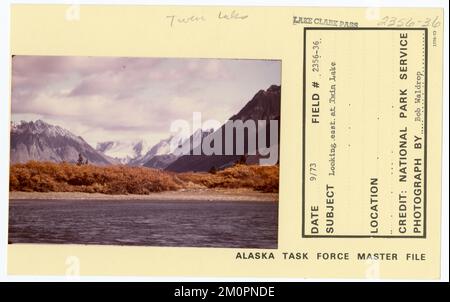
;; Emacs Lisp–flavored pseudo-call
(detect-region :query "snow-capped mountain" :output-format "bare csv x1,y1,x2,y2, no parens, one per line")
135,129,214,168
128,136,173,166
10,120,114,165
96,139,153,164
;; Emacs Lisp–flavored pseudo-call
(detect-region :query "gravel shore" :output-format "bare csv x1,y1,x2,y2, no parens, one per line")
9,189,278,202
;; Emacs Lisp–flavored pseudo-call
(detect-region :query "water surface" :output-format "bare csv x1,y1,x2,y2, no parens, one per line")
9,199,278,249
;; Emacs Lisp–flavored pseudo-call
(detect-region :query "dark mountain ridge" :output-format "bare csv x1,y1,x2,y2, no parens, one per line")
165,85,280,172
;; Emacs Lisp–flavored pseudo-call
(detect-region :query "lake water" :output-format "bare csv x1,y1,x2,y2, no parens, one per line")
9,199,278,249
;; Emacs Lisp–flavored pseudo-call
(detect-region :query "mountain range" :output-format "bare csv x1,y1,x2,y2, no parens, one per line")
10,120,115,165
165,85,280,172
10,85,281,171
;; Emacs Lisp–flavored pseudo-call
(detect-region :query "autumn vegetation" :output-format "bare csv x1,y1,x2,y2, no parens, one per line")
178,164,279,193
10,161,279,195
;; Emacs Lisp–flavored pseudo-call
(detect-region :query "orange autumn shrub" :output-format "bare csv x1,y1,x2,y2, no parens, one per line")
178,164,279,193
10,161,181,194
9,161,279,194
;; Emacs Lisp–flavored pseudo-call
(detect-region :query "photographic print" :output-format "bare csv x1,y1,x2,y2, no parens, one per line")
8,56,281,249
3,4,446,281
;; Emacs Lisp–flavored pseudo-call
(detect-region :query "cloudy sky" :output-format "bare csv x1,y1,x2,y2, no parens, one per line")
11,56,280,146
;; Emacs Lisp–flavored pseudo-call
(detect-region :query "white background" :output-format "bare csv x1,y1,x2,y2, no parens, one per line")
0,0,448,282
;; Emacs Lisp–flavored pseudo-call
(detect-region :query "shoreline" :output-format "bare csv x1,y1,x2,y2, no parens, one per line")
9,189,278,202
